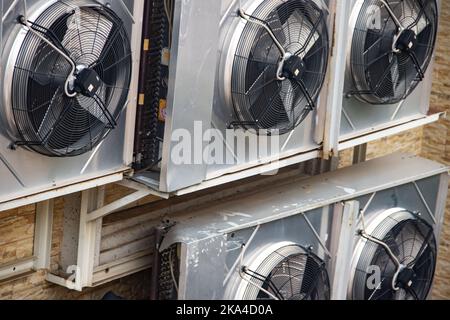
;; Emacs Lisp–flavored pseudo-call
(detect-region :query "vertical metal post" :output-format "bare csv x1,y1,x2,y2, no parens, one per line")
329,201,359,300
150,227,164,300
323,0,353,159
76,187,105,290
33,200,54,270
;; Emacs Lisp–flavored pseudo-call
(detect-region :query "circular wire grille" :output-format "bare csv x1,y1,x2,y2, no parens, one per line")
350,0,438,104
352,212,437,300
231,0,329,134
11,1,131,157
242,245,330,300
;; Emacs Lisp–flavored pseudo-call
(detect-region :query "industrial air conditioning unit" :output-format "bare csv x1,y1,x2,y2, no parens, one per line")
338,0,440,143
156,153,448,300
133,0,333,193
0,0,143,207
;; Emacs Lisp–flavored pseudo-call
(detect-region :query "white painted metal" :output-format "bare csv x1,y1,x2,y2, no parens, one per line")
329,201,359,300
175,150,320,196
323,0,353,158
33,200,54,270
158,153,448,300
133,0,334,194
0,0,144,210
76,189,103,289
86,188,154,222
338,113,444,152
330,0,442,151
0,258,35,282
0,171,125,212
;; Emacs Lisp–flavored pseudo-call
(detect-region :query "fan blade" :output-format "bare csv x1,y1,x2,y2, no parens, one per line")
62,9,113,65
36,89,65,139
300,255,320,297
248,81,280,122
77,86,110,125
415,15,429,35
401,0,429,35
295,17,320,59
47,98,104,153
389,54,400,96
408,228,434,269
30,72,66,87
416,23,432,45
266,10,287,47
282,10,305,49
251,31,282,66
280,80,295,123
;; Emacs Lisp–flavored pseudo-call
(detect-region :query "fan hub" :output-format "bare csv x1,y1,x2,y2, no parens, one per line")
282,55,305,81
74,68,102,97
394,29,417,52
396,267,416,289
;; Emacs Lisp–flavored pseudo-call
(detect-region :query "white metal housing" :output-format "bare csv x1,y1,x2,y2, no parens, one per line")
0,0,144,210
158,153,448,300
325,0,443,156
132,0,336,194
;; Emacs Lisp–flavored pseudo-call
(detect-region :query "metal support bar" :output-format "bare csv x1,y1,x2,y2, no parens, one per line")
339,113,444,151
0,258,35,282
302,214,332,258
330,201,359,300
323,0,354,159
86,188,155,222
75,188,104,290
413,181,437,224
0,171,125,212
33,200,54,270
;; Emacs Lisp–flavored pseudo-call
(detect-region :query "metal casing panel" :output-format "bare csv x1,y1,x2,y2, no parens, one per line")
161,153,448,249
344,173,448,300
174,208,331,300
159,0,221,192
339,0,439,141
206,0,331,180
156,0,332,192
160,153,448,299
0,0,143,204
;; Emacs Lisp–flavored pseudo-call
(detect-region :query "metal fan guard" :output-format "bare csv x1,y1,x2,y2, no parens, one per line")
348,0,438,105
226,0,329,135
234,243,330,300
4,0,132,157
349,208,437,300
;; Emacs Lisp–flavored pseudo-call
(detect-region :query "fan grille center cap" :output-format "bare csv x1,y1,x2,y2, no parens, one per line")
283,55,305,81
397,267,416,288
74,68,102,97
395,29,417,52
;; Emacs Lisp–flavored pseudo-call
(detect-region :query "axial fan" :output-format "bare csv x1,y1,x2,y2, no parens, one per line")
231,0,329,134
351,209,437,300
349,0,438,104
8,1,131,157
236,243,330,300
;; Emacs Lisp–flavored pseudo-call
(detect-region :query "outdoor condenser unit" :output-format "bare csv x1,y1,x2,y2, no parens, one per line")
0,0,143,207
132,0,334,194
157,153,448,300
335,0,441,145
